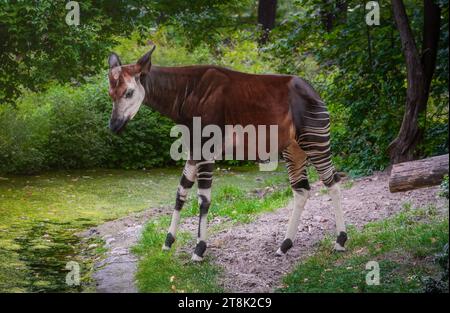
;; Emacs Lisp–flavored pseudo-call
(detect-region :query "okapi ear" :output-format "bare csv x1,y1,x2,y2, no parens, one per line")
108,52,122,69
137,45,156,74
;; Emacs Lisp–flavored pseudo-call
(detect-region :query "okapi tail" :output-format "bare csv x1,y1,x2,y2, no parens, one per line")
289,77,340,187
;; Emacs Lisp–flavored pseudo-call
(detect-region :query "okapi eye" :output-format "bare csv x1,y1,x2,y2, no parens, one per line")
125,89,134,99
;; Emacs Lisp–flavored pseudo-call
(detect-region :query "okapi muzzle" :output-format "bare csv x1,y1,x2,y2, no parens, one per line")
109,111,129,134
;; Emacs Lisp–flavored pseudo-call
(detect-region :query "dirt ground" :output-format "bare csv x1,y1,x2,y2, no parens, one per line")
83,171,446,293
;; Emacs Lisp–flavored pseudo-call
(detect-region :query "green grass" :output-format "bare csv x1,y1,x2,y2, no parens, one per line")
342,179,354,190
278,206,449,293
184,184,292,224
133,218,223,293
0,164,292,292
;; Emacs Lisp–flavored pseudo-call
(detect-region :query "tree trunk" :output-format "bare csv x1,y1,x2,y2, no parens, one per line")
321,0,334,32
389,154,449,192
422,0,441,99
258,0,277,44
321,0,347,32
388,0,441,164
337,0,348,24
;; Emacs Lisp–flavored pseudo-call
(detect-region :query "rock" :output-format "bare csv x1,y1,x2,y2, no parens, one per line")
105,237,115,246
313,215,324,222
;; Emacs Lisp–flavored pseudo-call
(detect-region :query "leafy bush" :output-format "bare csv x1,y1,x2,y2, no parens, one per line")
0,75,176,174
0,106,47,174
270,0,448,175
39,85,109,169
106,108,175,169
423,243,449,293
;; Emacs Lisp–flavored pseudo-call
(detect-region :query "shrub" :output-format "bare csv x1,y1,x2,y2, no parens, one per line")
105,108,175,169
44,85,110,169
0,76,176,174
0,106,47,174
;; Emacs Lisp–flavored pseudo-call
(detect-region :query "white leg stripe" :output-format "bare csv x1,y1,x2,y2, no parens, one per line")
168,210,181,237
178,185,188,201
285,189,309,240
197,188,211,242
197,188,211,203
183,162,197,181
198,216,208,242
328,183,346,234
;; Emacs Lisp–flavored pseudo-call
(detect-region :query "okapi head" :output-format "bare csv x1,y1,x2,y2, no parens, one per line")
107,46,156,134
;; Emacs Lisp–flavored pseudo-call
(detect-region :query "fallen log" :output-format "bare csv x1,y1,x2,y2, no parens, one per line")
389,154,449,193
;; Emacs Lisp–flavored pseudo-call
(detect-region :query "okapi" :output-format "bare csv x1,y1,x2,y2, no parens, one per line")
107,47,347,261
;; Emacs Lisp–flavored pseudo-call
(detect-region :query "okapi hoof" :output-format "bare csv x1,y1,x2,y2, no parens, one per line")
162,233,175,251
276,238,293,256
192,241,207,262
334,231,348,252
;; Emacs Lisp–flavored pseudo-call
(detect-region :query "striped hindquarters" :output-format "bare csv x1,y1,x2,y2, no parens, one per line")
282,142,310,191
295,99,340,187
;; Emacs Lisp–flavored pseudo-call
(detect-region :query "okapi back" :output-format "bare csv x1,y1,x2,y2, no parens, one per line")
141,65,328,154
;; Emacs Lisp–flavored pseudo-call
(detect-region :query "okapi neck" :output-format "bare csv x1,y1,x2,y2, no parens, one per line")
141,66,201,124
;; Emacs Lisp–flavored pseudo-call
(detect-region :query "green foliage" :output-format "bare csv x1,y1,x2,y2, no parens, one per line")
0,105,47,174
114,28,278,74
0,0,256,103
107,109,175,169
216,30,280,73
0,75,175,174
270,0,449,174
150,0,255,49
44,86,110,169
0,0,148,103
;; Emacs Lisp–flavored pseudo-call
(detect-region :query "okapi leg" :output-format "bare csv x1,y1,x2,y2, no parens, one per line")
299,145,348,251
276,188,309,256
163,160,197,251
277,143,310,256
328,183,347,251
192,160,214,262
296,103,348,250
